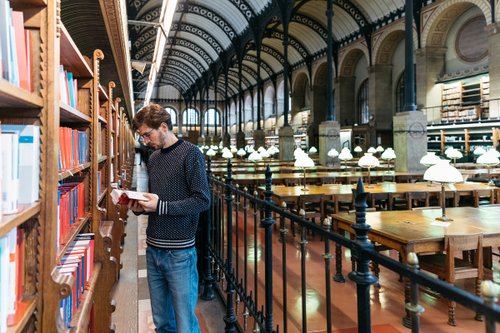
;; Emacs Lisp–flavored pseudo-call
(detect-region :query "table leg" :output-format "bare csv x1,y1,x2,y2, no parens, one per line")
334,242,345,283
401,247,412,329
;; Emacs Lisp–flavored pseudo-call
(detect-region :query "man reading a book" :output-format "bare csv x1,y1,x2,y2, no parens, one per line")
128,103,210,333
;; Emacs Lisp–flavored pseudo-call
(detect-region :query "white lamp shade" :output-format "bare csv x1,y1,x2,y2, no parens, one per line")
222,150,233,159
260,150,270,158
230,146,238,153
473,146,486,156
327,148,339,158
486,148,500,158
294,154,315,168
206,148,217,157
266,147,275,155
358,153,380,168
338,148,353,161
294,147,305,159
257,146,266,153
309,146,318,154
423,160,463,183
222,147,230,153
381,148,396,160
247,146,255,153
446,148,463,159
237,148,247,157
477,151,500,166
248,151,263,162
420,152,441,166
367,147,377,154
376,145,385,153
354,146,363,153
444,147,455,156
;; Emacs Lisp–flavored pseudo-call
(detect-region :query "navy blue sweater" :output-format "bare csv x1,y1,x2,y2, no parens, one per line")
146,140,210,249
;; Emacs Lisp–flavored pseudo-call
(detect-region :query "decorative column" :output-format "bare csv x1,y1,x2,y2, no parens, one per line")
415,47,446,123
486,22,500,118
223,69,231,147
393,0,427,172
319,0,341,166
198,88,206,146
278,0,295,161
336,76,356,125
253,40,266,148
368,64,392,143
236,59,246,149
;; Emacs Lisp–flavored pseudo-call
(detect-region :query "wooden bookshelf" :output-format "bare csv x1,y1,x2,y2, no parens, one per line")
0,79,43,108
6,298,37,333
55,212,91,262
58,162,91,181
0,203,41,238
60,102,92,123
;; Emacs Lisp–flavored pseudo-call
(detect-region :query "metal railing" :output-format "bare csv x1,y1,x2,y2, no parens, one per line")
200,159,500,333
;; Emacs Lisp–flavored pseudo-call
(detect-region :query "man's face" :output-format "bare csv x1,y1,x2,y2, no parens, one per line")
137,124,163,150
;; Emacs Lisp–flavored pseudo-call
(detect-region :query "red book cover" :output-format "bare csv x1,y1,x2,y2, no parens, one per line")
24,30,31,92
15,228,24,302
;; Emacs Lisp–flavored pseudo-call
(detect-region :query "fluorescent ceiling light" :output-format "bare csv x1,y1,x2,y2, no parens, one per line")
144,0,178,106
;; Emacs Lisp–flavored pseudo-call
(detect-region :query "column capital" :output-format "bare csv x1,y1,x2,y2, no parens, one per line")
415,47,447,58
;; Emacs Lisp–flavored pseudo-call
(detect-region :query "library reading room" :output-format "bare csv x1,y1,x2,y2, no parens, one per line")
1,0,500,332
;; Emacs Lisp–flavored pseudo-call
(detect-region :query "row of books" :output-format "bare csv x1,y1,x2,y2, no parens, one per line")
59,127,89,172
0,227,25,332
60,65,79,109
57,182,86,250
57,234,94,328
0,0,32,91
0,125,40,216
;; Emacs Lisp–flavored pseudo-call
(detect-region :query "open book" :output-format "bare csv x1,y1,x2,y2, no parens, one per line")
110,189,158,205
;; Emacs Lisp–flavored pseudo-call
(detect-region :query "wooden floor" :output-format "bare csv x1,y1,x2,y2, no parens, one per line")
112,155,498,332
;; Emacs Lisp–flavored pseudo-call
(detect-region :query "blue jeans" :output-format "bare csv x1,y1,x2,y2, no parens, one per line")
146,246,200,333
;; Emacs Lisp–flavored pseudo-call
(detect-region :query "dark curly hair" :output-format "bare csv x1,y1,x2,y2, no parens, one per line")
132,103,173,131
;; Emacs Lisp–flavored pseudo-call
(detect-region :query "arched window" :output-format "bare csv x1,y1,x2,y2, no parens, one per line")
165,107,177,125
206,108,221,136
357,79,369,124
182,108,199,125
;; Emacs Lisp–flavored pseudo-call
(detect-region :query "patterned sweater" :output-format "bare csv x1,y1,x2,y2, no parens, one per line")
146,139,210,249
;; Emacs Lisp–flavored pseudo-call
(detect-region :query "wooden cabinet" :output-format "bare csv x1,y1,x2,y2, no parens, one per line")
441,76,490,122
427,121,500,160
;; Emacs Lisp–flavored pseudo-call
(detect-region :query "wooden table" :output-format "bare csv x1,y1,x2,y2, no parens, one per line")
266,182,498,206
331,206,500,325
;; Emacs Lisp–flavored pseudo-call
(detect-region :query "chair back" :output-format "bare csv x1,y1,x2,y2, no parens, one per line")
445,233,483,281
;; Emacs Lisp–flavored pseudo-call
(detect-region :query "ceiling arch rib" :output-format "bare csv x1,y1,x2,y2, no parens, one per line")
246,49,282,74
156,81,185,97
159,75,189,92
165,59,199,82
180,15,232,48
166,51,203,76
160,68,194,89
174,31,220,62
243,54,274,78
169,45,210,71
260,44,284,65
172,23,224,53
288,19,327,54
176,3,237,39
168,37,214,66
266,30,308,62
228,68,252,88
188,0,249,34
166,56,203,78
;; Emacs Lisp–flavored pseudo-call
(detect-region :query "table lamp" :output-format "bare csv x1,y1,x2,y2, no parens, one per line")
294,147,304,159
376,145,385,154
476,150,500,179
419,151,441,167
309,146,318,154
222,150,233,160
423,160,463,221
338,148,353,173
248,150,263,174
381,147,396,173
358,153,380,186
328,148,339,165
260,149,270,159
354,145,363,157
294,151,315,191
473,146,486,162
230,146,238,154
206,147,217,158
257,146,266,153
367,147,377,154
445,148,463,166
237,148,246,159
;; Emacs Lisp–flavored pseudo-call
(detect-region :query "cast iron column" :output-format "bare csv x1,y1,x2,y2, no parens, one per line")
326,0,335,121
403,0,416,112
224,160,237,332
201,158,215,300
282,1,291,127
239,60,243,133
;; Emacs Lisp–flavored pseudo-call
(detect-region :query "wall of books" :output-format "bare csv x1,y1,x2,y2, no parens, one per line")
0,0,135,332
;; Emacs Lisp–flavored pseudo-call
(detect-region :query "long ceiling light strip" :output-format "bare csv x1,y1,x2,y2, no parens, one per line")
143,0,178,106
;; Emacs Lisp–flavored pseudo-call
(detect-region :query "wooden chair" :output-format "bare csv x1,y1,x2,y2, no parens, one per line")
418,233,483,326
294,194,324,238
324,193,353,215
390,191,430,210
369,192,389,210
473,189,494,207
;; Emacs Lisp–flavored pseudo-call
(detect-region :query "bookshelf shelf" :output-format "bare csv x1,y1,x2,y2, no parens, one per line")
68,262,102,333
98,115,107,124
58,162,91,181
0,79,43,108
98,84,109,101
98,156,107,163
60,24,93,78
6,298,37,333
55,212,91,263
0,203,41,238
13,0,47,7
60,102,92,123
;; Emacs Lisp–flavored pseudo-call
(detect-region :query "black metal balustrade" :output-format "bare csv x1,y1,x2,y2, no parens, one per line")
201,159,500,333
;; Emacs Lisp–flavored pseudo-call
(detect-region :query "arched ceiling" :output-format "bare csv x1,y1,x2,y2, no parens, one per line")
128,0,408,107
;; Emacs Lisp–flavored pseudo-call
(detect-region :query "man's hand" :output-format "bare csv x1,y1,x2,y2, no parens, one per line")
138,193,159,213
127,199,145,213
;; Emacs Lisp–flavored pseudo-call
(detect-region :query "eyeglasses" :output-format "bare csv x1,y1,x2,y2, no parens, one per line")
138,128,155,140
